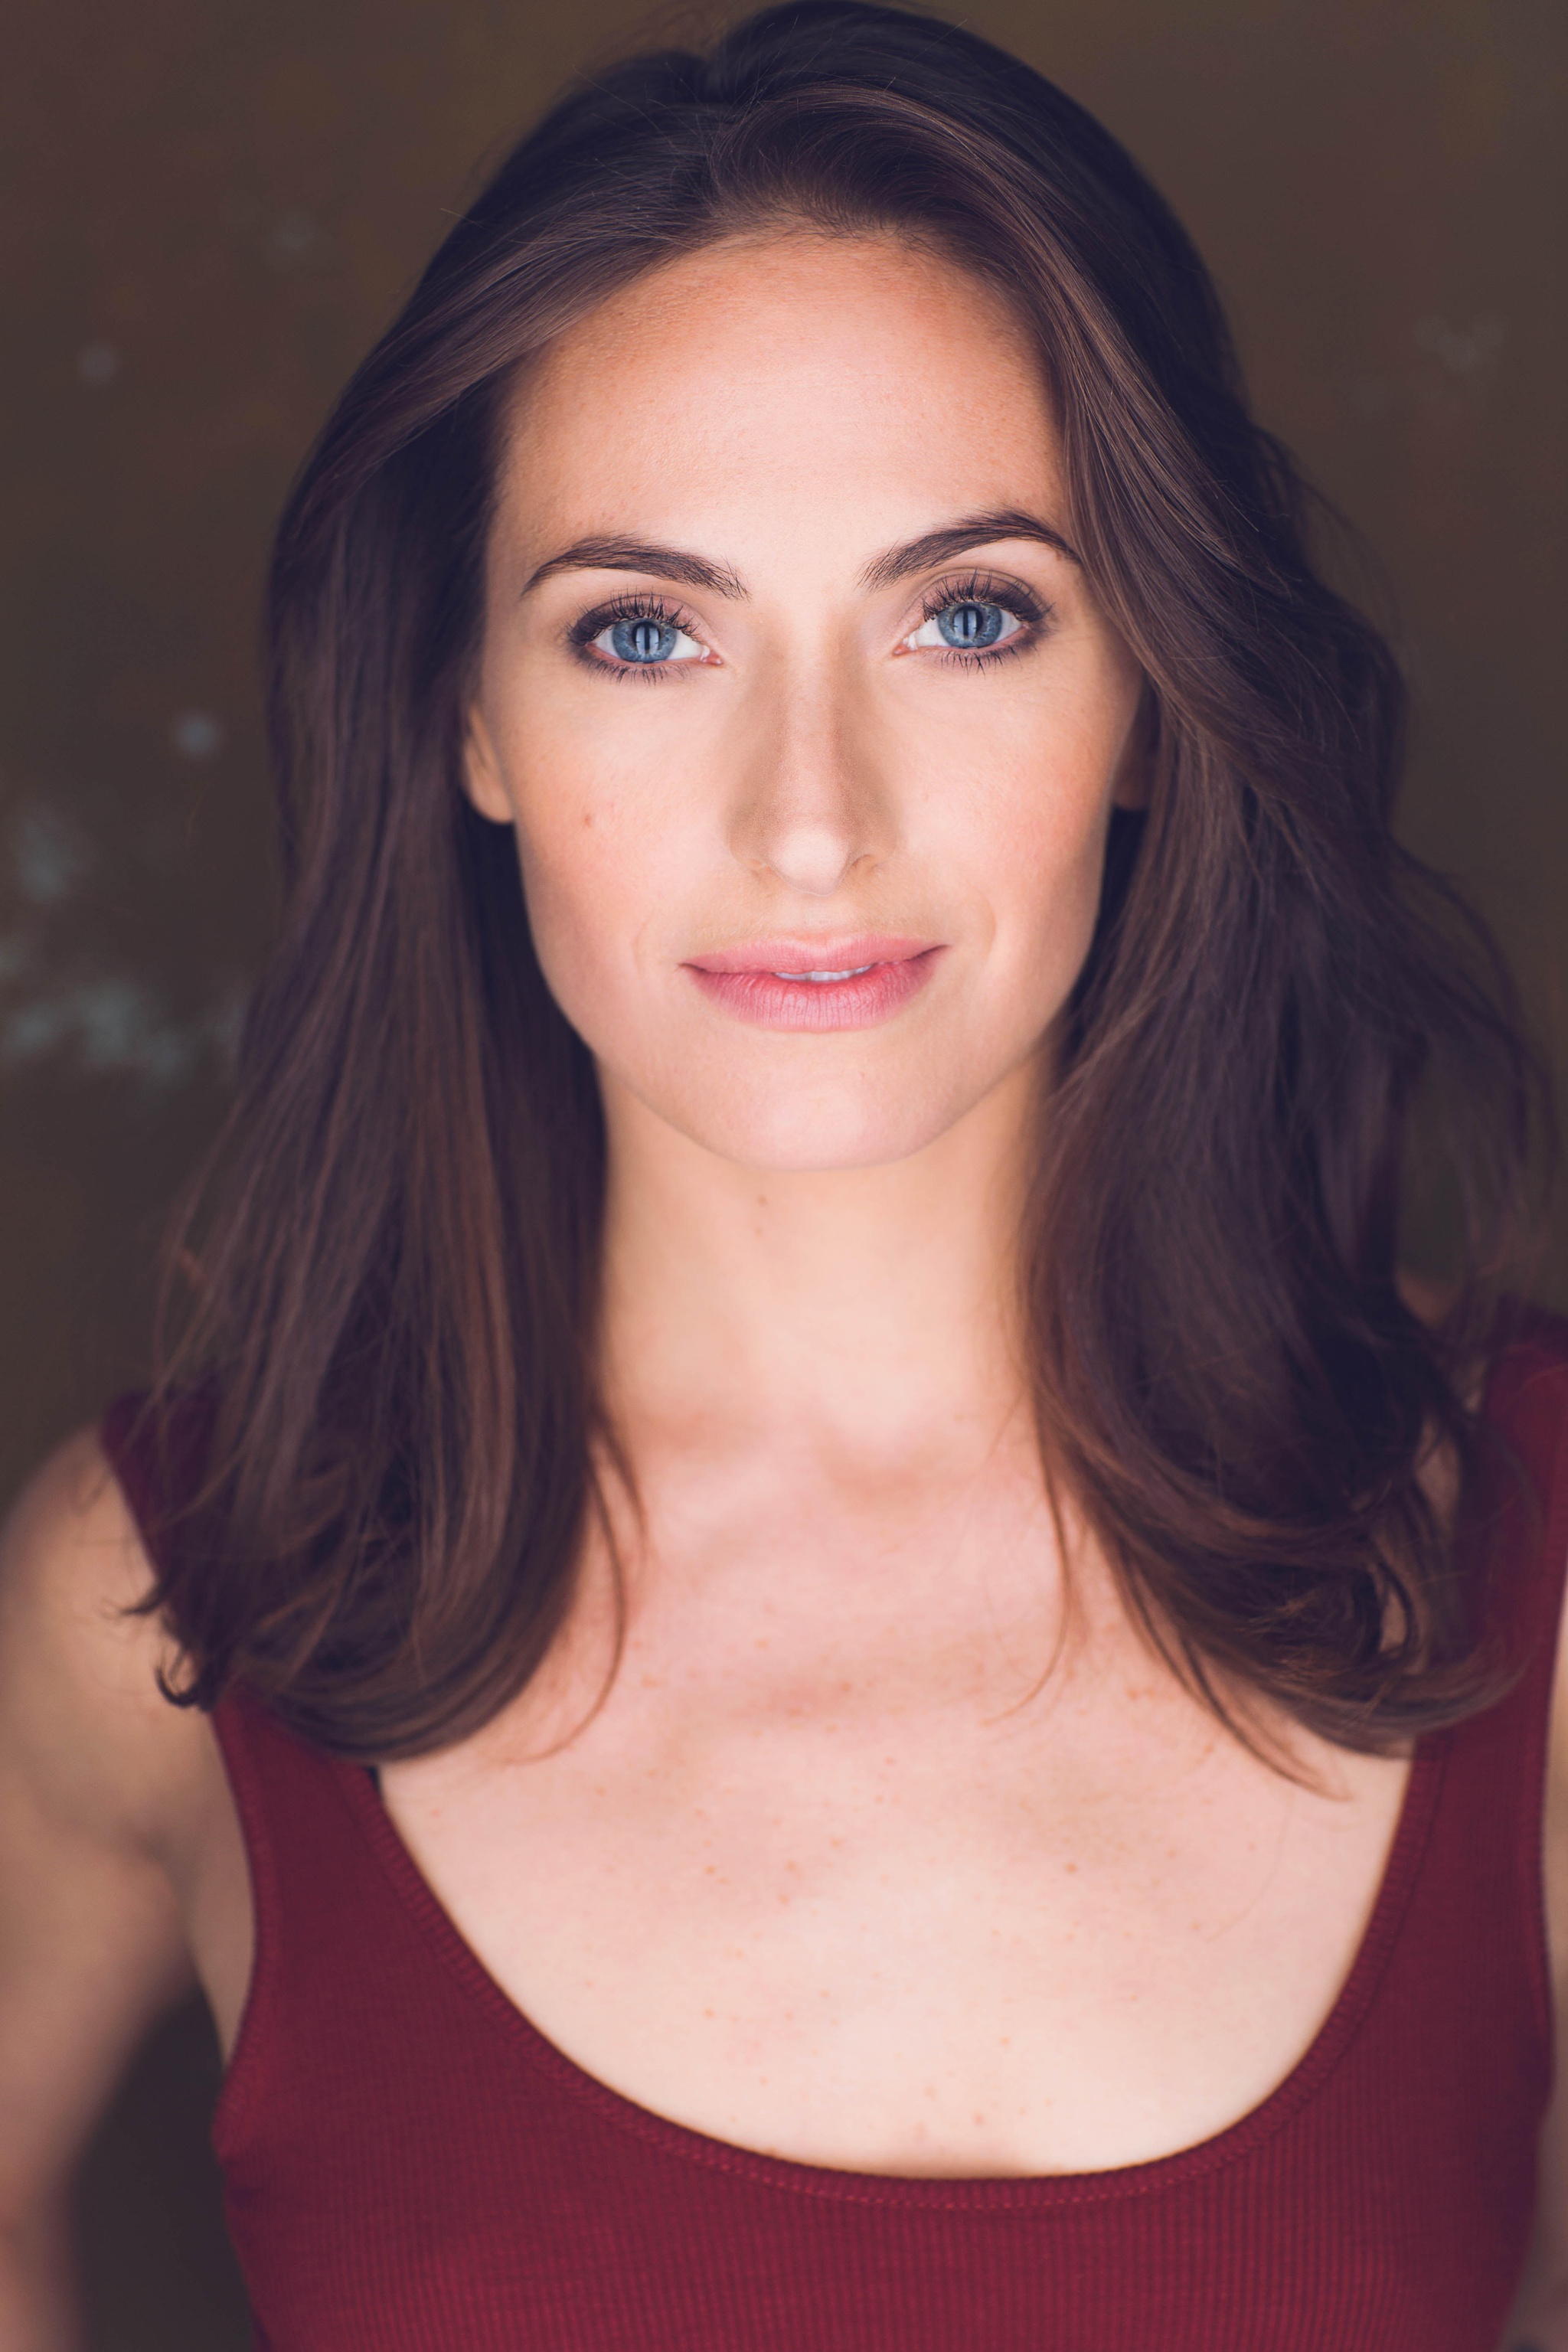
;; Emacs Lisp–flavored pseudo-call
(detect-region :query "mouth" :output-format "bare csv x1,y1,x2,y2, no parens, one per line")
779,964,876,982
682,937,942,1032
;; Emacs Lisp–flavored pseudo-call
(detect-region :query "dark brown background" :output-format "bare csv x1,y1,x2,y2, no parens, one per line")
2,0,1563,2341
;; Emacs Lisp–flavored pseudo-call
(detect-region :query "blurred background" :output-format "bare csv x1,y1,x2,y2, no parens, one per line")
2,0,1563,2341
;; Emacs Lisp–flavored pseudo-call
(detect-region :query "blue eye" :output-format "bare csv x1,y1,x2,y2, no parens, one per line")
608,615,682,665
906,592,1029,658
575,603,706,673
936,599,1007,650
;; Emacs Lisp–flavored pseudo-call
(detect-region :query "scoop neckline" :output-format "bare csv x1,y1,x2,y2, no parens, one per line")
333,1711,1448,2210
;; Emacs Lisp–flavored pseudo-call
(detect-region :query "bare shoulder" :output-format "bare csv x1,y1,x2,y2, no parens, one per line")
0,1428,243,2223
0,1423,216,1855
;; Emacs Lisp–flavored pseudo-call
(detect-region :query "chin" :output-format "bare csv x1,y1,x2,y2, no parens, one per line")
655,1069,971,1175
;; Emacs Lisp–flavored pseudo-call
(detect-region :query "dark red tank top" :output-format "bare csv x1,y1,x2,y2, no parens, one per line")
100,1322,1568,2351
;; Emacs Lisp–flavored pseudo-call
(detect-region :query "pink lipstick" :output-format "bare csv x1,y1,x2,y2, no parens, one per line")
683,937,942,1031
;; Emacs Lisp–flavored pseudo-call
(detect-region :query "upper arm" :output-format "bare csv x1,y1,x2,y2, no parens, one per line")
0,1429,214,2217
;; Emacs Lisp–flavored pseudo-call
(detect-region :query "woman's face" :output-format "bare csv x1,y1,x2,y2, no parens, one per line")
466,230,1145,1172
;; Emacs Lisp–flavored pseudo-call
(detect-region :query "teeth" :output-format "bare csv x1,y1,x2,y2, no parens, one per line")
773,965,875,982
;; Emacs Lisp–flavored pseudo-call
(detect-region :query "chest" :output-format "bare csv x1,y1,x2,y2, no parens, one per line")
376,1641,1410,2177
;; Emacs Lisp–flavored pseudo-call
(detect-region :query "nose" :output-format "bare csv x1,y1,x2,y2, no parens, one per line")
726,665,893,898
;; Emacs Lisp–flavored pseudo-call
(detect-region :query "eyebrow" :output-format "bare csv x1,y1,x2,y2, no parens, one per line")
522,536,744,598
858,510,1080,591
520,508,1080,599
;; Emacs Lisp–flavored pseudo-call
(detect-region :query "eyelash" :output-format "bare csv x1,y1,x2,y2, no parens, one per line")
915,571,1048,672
565,591,702,684
564,573,1050,683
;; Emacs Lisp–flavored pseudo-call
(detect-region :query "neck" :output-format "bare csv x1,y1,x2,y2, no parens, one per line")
595,1057,1040,1472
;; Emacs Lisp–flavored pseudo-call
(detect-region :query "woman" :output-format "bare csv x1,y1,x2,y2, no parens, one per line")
0,2,1562,2344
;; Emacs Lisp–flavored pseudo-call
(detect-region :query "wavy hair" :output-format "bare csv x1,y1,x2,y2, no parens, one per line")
131,0,1550,1759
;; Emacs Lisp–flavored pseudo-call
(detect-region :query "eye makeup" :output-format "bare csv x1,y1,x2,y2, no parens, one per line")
907,570,1050,672
564,590,707,681
560,569,1053,682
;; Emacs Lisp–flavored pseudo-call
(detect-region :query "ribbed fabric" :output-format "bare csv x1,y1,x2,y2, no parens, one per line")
100,1320,1568,2350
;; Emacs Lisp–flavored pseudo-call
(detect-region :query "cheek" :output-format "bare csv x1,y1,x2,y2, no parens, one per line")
508,783,627,1011
924,691,1127,995
972,810,1112,1065
498,724,685,1034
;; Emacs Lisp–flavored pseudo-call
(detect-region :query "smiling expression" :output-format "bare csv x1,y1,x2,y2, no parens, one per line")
464,230,1145,1172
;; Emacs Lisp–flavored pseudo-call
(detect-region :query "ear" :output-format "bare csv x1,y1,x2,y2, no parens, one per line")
462,703,514,825
1109,678,1157,812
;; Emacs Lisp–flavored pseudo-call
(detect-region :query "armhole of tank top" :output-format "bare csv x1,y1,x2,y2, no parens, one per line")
207,1689,283,2159
94,1393,279,2154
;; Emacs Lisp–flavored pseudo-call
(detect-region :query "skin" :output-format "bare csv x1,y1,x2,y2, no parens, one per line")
0,230,1562,2346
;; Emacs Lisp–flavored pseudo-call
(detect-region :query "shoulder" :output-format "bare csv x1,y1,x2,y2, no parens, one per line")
0,1422,214,1857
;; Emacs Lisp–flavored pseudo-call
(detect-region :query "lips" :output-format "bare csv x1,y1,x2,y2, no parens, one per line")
683,937,942,1031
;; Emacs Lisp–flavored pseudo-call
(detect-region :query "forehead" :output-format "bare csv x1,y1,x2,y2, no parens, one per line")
493,233,1061,560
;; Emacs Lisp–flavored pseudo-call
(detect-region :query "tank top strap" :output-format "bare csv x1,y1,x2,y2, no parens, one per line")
95,1387,381,2170
204,1682,410,2167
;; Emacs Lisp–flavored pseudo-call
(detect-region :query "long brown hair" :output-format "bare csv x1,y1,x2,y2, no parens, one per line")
133,0,1551,1760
